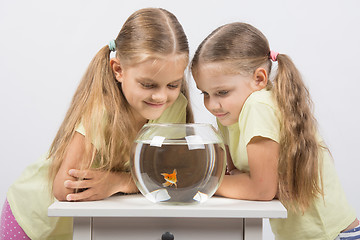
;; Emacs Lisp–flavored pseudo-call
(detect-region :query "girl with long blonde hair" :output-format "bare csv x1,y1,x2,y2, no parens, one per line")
1,8,193,240
191,22,358,240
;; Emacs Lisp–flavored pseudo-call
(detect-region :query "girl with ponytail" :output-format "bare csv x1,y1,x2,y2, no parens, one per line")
1,8,193,239
191,22,358,240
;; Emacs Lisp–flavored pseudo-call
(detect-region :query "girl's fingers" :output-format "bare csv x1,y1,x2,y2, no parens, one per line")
229,169,243,175
68,169,93,179
64,179,92,189
66,188,94,201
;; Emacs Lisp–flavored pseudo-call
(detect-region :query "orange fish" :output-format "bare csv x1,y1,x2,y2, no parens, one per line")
161,169,177,188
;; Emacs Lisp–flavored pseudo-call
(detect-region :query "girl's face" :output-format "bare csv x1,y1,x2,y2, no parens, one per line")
114,56,187,125
194,64,258,126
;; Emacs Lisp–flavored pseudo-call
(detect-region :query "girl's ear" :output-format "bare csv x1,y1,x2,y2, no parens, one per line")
252,67,268,90
110,58,123,83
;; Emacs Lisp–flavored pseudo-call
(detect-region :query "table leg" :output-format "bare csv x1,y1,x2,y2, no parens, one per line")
73,217,93,240
243,218,262,240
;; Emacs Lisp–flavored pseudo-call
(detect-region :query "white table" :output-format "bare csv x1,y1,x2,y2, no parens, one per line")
48,193,286,240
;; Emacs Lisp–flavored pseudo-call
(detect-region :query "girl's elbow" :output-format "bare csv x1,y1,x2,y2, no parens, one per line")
53,185,69,201
54,193,67,201
258,193,276,201
257,187,277,201
52,180,70,201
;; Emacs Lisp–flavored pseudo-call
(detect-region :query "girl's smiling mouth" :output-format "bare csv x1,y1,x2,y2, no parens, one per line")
213,112,228,118
145,101,166,108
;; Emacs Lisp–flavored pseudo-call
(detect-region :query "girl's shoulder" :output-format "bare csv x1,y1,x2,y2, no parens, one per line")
245,89,276,109
240,89,281,127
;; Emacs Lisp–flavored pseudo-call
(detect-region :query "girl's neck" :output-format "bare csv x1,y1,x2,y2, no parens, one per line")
131,111,148,132
135,119,148,132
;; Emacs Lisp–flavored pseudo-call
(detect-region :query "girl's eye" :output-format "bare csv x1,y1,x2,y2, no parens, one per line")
141,83,155,88
201,91,209,97
167,84,179,89
217,90,229,96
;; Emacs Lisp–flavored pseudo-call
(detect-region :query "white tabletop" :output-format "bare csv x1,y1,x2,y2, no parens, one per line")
48,194,287,219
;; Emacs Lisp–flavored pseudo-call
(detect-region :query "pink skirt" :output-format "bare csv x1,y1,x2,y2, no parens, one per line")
0,199,30,240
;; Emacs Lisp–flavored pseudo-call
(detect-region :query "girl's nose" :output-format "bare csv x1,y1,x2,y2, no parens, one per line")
151,88,167,102
205,97,221,111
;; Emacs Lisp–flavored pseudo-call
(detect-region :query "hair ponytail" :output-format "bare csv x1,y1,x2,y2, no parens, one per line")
48,45,136,186
273,54,323,212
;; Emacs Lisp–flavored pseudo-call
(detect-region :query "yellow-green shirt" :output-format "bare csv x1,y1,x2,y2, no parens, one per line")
218,89,356,240
6,94,188,240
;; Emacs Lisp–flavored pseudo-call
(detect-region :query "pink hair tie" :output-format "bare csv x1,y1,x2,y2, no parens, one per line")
269,50,279,61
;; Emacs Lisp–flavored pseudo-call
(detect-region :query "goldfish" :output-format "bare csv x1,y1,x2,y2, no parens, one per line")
161,169,177,188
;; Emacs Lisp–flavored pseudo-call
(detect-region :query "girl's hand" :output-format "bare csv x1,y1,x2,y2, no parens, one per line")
64,169,138,201
229,168,244,175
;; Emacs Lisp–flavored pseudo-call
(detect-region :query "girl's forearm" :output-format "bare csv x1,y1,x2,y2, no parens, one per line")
59,170,139,201
111,171,139,194
52,133,139,201
217,137,279,201
216,173,276,201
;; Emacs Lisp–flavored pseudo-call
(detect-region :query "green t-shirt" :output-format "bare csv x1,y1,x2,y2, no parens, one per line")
6,93,188,240
218,89,356,240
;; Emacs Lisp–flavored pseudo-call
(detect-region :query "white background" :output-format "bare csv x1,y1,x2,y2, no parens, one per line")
0,0,359,239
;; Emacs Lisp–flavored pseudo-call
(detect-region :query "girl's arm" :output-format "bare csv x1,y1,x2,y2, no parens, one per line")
225,145,236,174
53,132,138,201
53,132,84,201
216,136,279,201
64,169,138,201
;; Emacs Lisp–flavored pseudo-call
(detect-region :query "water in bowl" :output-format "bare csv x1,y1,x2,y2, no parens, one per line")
131,139,225,204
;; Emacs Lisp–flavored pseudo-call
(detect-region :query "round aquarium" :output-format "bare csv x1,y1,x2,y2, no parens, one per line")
130,123,226,204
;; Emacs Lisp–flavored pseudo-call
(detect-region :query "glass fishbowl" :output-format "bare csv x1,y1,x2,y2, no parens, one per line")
130,123,226,204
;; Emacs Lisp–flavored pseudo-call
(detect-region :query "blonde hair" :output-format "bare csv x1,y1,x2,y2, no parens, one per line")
48,8,193,187
191,22,323,212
